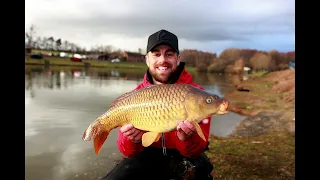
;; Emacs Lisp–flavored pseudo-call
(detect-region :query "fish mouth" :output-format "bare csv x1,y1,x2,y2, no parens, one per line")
216,100,229,115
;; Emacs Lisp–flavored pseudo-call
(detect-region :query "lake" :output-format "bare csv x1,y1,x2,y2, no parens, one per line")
25,65,247,180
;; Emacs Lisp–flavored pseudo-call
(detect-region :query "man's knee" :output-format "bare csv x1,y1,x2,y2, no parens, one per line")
192,153,214,180
100,152,163,180
100,158,142,180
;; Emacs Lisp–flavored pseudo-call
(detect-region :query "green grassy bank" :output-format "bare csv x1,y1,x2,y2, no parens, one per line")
206,131,295,180
25,56,148,69
25,56,196,72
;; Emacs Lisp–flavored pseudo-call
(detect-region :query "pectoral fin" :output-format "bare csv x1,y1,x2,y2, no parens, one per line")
190,121,206,142
142,132,161,147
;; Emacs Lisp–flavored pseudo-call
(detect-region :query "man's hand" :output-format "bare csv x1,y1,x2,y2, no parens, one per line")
120,124,144,143
176,118,209,141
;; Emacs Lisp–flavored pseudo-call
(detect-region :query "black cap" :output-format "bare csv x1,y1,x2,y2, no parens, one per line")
146,29,179,54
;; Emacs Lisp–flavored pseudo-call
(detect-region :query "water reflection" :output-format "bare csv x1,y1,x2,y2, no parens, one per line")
25,65,246,180
192,71,246,97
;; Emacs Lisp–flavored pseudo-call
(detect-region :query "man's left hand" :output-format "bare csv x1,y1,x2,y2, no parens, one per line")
176,118,209,141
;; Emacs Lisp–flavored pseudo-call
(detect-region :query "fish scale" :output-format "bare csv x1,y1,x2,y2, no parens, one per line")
82,84,230,155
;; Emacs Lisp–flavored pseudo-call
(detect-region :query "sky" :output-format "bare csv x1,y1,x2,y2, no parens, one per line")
25,0,295,55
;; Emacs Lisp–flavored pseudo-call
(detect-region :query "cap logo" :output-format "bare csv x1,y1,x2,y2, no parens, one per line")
157,31,167,41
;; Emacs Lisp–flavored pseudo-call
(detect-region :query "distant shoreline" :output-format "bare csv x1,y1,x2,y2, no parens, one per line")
25,56,146,69
25,56,196,72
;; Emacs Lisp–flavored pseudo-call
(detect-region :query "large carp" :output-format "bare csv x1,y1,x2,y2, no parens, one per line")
82,84,229,154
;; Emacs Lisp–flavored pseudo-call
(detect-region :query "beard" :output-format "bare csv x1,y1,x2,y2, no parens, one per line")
148,62,178,84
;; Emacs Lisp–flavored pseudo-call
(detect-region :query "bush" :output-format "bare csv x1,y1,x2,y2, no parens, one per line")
207,59,226,73
278,63,289,70
249,52,276,71
218,48,242,65
268,50,282,65
224,58,244,74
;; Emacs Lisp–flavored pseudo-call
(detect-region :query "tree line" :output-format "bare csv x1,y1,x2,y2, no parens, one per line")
26,24,295,73
25,24,123,55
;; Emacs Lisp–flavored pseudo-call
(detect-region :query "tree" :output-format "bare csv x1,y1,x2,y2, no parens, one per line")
56,38,62,50
25,24,36,47
47,37,54,50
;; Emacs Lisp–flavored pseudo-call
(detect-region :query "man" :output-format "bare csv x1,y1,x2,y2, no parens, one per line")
102,29,214,180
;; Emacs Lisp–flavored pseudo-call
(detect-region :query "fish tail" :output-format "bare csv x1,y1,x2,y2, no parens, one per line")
82,120,110,155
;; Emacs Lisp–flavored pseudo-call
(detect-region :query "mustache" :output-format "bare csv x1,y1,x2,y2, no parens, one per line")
155,62,172,68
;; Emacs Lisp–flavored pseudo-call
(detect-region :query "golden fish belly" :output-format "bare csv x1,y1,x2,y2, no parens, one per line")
125,100,187,132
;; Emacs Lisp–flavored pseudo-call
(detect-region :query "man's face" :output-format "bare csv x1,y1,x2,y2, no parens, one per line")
146,44,181,84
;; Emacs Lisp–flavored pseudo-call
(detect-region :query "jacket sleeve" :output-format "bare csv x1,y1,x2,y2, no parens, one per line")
116,130,144,158
175,117,211,158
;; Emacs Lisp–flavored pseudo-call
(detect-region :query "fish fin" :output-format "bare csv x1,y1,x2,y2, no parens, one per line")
110,85,160,107
190,121,206,142
142,132,161,147
155,133,162,142
109,89,140,107
82,121,110,155
93,131,109,155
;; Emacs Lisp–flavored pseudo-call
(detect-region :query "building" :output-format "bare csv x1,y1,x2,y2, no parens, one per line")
123,51,145,62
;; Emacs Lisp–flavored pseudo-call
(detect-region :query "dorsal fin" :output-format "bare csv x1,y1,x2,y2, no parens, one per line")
109,89,139,107
109,85,160,107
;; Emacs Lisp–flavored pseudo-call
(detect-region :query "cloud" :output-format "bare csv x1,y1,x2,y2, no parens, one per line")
25,0,295,53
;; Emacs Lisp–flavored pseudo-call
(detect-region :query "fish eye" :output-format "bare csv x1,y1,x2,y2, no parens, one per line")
206,98,212,104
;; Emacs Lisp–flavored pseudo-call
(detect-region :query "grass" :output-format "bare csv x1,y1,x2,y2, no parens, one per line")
25,56,196,71
251,71,270,78
25,56,147,68
25,58,45,65
235,102,250,109
86,60,147,69
25,56,85,66
32,49,73,56
185,66,196,73
206,131,295,180
228,89,289,116
224,74,292,116
47,57,86,66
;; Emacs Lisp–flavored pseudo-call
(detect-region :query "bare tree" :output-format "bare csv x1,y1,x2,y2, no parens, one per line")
55,38,62,51
103,45,115,53
35,37,42,49
41,37,48,50
25,24,36,47
47,37,55,50
63,40,70,51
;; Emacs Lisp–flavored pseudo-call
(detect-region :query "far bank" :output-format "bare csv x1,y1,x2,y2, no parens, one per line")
25,56,196,73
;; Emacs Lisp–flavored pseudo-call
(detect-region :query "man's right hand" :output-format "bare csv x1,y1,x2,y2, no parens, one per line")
120,124,144,143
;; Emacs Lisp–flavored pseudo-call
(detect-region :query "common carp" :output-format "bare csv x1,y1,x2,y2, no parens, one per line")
82,84,229,155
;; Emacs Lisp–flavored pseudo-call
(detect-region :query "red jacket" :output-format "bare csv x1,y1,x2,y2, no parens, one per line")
116,66,211,158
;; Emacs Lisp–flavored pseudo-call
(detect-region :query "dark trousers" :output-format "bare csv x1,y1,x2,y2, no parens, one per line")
100,147,213,180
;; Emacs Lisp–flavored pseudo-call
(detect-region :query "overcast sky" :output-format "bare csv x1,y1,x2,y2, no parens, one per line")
25,0,295,54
